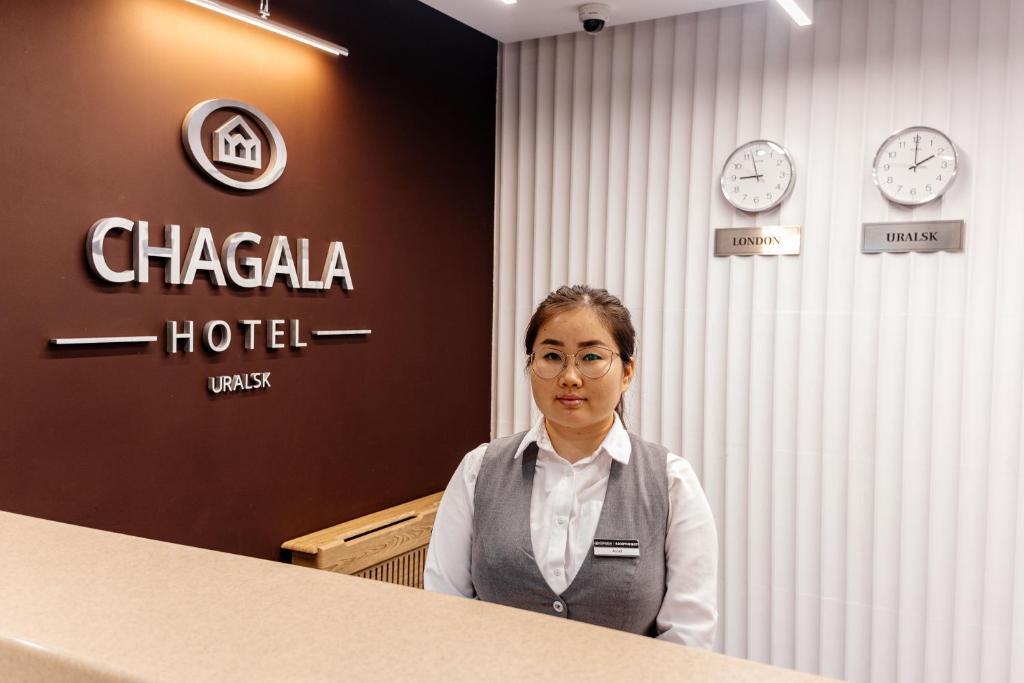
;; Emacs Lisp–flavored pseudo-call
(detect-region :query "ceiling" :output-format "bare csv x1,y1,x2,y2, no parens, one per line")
419,0,763,44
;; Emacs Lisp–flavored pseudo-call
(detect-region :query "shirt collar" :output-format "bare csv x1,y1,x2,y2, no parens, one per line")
512,413,632,464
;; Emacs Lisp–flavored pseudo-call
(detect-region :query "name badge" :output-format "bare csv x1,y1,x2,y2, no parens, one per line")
593,539,640,558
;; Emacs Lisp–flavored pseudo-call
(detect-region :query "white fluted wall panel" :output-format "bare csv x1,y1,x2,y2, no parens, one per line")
492,1,1024,681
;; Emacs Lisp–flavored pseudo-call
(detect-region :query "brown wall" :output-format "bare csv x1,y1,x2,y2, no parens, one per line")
0,0,496,560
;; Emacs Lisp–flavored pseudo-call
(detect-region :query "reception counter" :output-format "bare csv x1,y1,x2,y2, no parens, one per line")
0,511,836,682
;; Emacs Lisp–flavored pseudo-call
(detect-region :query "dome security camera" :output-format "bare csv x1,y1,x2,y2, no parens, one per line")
578,3,610,35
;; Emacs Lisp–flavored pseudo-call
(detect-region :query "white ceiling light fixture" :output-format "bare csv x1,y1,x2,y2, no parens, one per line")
775,0,813,26
418,1,770,44
500,0,518,5
183,0,349,56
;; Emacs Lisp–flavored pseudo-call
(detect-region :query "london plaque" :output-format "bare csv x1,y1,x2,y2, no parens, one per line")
862,219,964,254
714,225,801,257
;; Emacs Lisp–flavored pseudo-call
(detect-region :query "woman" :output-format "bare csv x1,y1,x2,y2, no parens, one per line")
424,285,718,647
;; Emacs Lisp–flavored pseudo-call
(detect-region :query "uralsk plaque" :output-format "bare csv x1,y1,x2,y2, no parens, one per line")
714,226,801,257
862,220,964,253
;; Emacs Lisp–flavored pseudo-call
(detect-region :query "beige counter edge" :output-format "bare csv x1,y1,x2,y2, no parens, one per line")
0,511,837,683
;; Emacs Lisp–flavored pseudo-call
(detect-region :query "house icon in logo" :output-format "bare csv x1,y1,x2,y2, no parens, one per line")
212,114,261,170
183,99,286,190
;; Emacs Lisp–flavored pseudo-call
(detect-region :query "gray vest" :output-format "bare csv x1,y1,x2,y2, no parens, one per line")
470,430,669,636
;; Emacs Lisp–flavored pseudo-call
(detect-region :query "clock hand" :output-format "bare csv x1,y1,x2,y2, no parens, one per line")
912,136,920,171
909,154,935,171
738,174,764,180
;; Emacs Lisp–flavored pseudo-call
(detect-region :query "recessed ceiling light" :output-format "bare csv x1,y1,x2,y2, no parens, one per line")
501,0,518,5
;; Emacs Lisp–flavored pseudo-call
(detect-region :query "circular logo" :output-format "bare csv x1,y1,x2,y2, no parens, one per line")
181,99,287,191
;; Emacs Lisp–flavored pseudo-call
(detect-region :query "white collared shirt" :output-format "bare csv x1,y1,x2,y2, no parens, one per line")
424,415,719,649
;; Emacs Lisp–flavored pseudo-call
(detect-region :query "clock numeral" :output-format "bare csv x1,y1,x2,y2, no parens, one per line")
937,147,945,153
753,197,760,204
883,164,890,171
937,175,943,181
766,192,773,201
743,194,748,200
925,184,933,192
776,160,784,167
731,175,737,181
775,184,782,190
910,187,918,195
899,141,907,149
897,185,903,193
734,163,742,170
733,186,740,192
888,151,897,159
779,172,787,179
913,134,922,143
887,176,893,184
942,161,949,169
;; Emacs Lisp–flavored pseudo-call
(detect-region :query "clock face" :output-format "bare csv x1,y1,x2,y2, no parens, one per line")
872,126,958,206
720,140,794,213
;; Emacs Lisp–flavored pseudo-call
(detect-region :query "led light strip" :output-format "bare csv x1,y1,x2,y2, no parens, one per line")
184,0,349,56
50,336,158,346
311,329,372,338
775,0,812,26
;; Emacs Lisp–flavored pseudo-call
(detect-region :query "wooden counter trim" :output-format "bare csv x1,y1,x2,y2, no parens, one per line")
283,492,442,581
356,546,428,588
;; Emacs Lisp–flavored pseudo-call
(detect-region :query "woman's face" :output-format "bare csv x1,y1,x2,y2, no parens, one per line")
529,307,634,434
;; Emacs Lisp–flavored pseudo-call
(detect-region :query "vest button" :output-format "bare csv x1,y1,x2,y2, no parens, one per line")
552,600,565,614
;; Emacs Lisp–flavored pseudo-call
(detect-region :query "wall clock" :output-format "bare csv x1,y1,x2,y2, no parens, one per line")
872,125,958,206
720,139,795,213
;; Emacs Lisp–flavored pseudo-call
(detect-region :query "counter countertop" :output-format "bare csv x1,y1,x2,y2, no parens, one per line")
0,511,836,682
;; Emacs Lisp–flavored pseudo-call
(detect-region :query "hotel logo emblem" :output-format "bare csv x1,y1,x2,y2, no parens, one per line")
181,99,286,191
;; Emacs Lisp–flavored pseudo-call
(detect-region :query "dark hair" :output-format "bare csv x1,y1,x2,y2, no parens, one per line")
524,285,636,423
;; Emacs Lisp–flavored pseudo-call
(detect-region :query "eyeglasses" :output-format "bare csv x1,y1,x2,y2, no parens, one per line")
528,345,617,380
